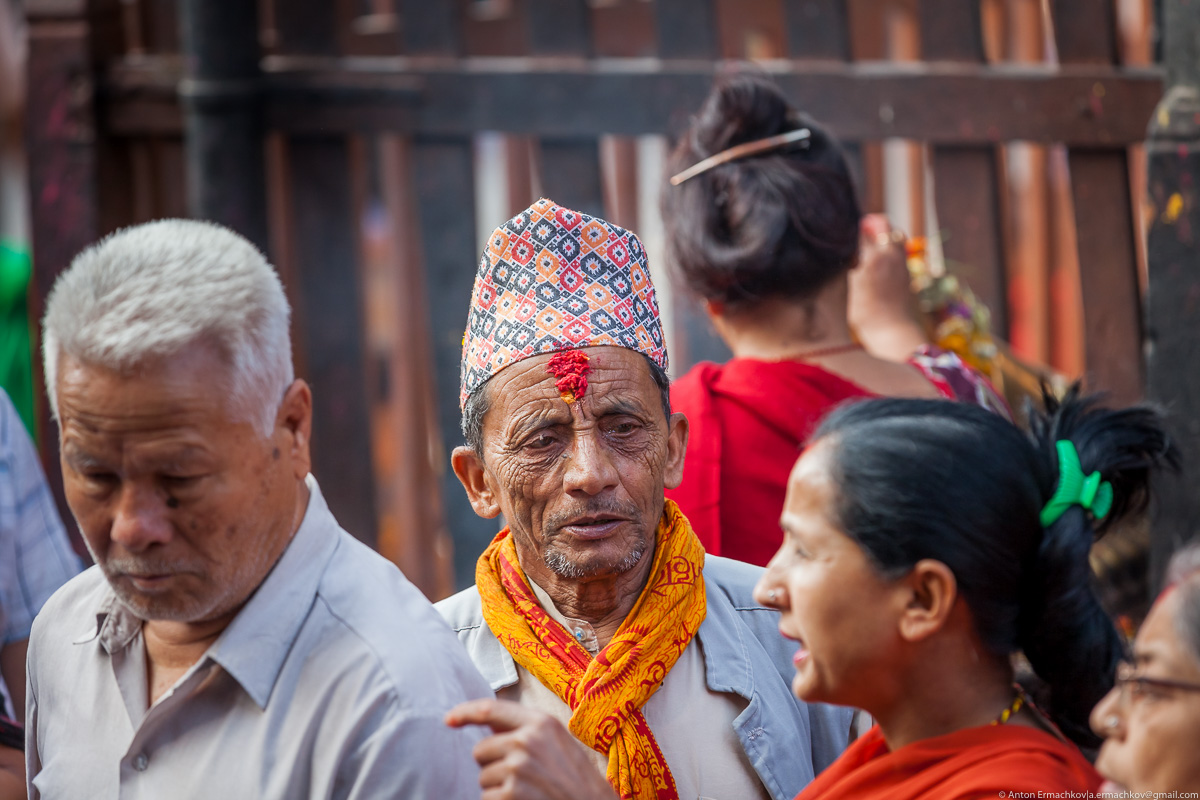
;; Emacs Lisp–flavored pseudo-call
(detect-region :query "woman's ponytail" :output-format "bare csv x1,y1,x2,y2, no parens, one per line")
1018,389,1179,746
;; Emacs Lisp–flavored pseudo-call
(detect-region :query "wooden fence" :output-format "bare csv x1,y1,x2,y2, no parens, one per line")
24,0,1170,599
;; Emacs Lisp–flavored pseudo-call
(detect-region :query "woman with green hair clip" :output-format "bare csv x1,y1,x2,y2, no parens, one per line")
754,388,1179,799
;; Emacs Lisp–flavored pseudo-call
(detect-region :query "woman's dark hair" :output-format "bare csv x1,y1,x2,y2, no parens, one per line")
811,388,1179,748
662,72,861,309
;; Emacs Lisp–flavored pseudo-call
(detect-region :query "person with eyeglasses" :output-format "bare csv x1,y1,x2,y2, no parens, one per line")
1091,543,1200,794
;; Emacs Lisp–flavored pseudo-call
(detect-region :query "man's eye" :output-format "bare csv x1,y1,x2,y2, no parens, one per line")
526,435,556,450
163,475,202,487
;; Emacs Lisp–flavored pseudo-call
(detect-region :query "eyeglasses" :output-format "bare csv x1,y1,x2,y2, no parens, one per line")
1114,660,1200,704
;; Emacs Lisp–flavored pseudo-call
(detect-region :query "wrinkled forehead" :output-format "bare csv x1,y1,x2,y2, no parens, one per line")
485,346,657,425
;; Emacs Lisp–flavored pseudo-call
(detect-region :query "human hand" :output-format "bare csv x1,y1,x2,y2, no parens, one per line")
446,698,617,800
848,214,929,362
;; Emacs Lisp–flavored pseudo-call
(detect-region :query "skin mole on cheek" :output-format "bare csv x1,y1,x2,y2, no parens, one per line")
272,447,281,461
166,496,180,509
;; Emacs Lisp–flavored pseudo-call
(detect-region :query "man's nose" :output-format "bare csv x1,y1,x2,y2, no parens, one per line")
110,484,174,551
562,430,620,496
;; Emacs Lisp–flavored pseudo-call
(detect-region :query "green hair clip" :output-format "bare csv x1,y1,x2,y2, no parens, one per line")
1039,440,1113,527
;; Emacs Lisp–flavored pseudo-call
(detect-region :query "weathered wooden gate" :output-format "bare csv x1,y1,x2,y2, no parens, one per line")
25,0,1181,600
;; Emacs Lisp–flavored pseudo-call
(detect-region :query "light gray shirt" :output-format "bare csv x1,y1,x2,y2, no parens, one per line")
437,554,855,800
26,477,492,800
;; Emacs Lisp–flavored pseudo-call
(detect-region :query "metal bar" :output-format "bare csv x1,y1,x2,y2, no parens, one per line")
103,59,1165,146
178,0,268,251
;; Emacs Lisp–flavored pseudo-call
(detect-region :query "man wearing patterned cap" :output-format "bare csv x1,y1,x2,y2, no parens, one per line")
439,199,853,800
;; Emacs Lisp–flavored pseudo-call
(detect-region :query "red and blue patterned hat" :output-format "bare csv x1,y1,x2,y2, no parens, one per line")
459,198,667,408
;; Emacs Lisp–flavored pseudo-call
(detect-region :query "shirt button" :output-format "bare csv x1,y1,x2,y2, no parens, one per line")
132,753,149,772
573,628,585,641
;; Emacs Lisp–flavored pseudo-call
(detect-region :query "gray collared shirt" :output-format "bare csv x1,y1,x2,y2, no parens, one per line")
26,476,492,799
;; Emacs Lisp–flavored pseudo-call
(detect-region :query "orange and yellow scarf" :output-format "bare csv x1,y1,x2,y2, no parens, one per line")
477,499,706,800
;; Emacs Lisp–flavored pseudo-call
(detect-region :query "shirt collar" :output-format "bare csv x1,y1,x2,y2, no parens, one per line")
206,474,338,709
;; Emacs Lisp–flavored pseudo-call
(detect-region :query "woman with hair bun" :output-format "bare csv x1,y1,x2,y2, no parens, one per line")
1091,543,1200,794
663,73,1006,566
754,389,1178,798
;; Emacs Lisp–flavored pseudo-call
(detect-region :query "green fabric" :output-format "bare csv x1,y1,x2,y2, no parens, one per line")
1039,439,1113,527
0,241,36,441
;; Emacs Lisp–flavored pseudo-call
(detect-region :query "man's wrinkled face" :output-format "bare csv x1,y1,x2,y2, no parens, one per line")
56,344,309,623
459,346,686,582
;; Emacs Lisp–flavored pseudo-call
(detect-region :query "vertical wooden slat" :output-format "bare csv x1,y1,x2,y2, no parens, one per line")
24,2,99,557
139,0,178,53
179,0,269,252
601,136,639,231
411,138,497,589
398,0,460,55
929,147,1009,335
920,1,1009,337
591,0,656,58
377,135,455,599
1055,0,1142,403
654,0,728,371
654,0,717,58
1146,48,1200,585
274,0,339,55
1051,0,1118,64
1067,149,1142,404
271,0,379,546
917,0,984,61
539,139,605,218
528,0,590,55
286,137,379,546
782,0,849,59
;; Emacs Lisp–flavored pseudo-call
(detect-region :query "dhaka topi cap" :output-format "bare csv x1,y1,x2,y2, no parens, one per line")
459,198,667,409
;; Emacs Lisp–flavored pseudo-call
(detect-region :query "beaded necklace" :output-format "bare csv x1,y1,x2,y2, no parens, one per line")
990,691,1026,726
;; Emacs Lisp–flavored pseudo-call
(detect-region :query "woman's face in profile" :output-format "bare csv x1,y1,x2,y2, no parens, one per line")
753,439,905,709
1091,587,1200,794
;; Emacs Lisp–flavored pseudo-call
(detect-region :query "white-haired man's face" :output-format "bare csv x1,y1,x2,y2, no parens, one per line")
55,342,312,624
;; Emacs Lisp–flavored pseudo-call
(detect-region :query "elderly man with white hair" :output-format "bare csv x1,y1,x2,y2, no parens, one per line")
25,220,491,799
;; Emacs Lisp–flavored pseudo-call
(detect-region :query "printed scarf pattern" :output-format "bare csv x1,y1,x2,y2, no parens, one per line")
477,499,706,800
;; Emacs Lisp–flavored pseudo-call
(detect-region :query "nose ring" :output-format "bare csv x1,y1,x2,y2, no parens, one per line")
767,589,778,603
1104,714,1120,730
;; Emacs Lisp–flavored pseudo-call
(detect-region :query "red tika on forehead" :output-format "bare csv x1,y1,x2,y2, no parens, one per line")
547,350,590,404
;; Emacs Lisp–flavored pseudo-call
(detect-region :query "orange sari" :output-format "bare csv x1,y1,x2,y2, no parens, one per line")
477,499,706,800
796,724,1101,800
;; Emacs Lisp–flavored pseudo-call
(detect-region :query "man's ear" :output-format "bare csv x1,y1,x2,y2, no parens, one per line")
897,559,957,643
451,446,501,519
277,379,313,481
662,411,689,490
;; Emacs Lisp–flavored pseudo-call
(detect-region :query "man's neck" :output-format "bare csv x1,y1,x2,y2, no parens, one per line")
524,545,656,651
142,613,237,706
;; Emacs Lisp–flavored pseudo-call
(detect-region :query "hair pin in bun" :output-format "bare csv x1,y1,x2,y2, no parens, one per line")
669,127,811,186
